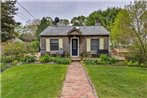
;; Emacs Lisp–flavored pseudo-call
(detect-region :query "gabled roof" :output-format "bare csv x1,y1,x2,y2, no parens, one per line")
67,27,82,35
40,26,109,36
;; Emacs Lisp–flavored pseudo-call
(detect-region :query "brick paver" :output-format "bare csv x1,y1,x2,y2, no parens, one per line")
60,62,97,98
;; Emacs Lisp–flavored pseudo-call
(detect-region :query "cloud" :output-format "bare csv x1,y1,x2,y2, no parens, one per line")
15,0,134,24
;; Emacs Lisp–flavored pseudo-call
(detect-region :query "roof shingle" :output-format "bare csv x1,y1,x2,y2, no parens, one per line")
40,26,109,36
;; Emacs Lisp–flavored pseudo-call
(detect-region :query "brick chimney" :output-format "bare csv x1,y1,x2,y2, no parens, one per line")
95,20,100,26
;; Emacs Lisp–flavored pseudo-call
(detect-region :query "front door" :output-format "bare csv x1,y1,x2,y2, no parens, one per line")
72,39,78,56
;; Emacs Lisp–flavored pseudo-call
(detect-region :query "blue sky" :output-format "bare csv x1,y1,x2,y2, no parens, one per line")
15,0,134,25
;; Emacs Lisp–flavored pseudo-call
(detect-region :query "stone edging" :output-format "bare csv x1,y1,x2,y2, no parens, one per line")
82,64,99,98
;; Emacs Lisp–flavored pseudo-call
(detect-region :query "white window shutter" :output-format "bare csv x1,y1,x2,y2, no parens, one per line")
46,38,50,52
100,38,104,49
59,38,63,49
86,38,91,52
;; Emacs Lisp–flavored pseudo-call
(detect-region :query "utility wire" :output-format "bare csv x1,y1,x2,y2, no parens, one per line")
17,1,36,19
16,14,28,21
18,12,30,20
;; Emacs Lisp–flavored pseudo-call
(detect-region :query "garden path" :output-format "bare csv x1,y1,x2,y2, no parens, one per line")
60,62,98,98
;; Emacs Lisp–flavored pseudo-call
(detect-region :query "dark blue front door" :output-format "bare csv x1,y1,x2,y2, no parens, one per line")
72,39,78,56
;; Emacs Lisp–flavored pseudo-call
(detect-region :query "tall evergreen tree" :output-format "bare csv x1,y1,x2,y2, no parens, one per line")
1,0,19,42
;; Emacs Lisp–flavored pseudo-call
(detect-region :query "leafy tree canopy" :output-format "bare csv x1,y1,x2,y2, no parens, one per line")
57,19,69,26
111,1,147,63
71,15,87,26
86,7,121,31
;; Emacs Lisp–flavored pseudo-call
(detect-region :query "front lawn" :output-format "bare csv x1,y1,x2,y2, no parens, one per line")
1,64,67,98
85,65,147,98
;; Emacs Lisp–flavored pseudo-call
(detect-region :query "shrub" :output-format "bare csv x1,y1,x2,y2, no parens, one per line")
31,40,39,52
64,52,70,58
0,62,7,71
57,58,71,64
80,51,88,58
12,60,19,65
85,59,97,65
2,55,14,63
99,54,118,64
84,54,118,65
140,63,147,68
109,57,118,64
39,54,49,63
2,41,35,63
99,54,110,64
126,60,139,67
22,54,36,63
39,54,71,64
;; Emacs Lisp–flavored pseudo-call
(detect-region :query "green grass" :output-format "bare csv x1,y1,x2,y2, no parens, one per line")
85,65,147,98
1,64,67,98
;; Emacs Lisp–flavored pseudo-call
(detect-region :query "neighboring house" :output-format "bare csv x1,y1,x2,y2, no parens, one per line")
112,48,129,60
40,24,110,57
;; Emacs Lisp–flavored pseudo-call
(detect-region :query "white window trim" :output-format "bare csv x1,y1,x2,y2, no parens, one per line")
50,38,59,52
70,37,79,57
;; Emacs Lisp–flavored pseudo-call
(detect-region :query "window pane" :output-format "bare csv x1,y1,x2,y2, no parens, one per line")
50,39,58,43
50,39,59,51
91,39,99,51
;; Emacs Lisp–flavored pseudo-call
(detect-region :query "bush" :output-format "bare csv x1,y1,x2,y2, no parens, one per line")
98,54,110,64
22,54,36,63
31,40,39,52
4,55,15,63
39,54,49,63
109,57,118,64
56,58,71,64
84,54,118,65
85,59,97,65
64,52,70,58
140,63,147,68
0,62,7,71
2,41,35,63
99,54,118,64
39,54,71,64
12,60,19,65
80,51,88,58
124,60,147,67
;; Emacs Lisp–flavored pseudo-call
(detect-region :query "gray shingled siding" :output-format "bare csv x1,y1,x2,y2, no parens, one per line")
40,36,109,56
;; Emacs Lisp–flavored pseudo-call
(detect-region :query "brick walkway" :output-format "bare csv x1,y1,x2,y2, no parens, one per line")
60,62,97,98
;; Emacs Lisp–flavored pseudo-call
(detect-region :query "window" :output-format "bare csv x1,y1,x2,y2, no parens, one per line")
91,39,99,51
50,39,59,51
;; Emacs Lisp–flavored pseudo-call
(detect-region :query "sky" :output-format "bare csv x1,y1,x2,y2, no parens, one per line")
14,0,134,25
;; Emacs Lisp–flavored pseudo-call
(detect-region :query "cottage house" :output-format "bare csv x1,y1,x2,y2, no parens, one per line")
40,24,110,57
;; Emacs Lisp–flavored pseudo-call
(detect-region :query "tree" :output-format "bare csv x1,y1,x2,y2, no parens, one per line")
57,19,69,26
86,7,121,31
71,15,87,26
14,19,40,42
19,33,35,42
1,0,19,42
25,19,40,34
36,17,52,39
111,1,147,63
111,9,132,45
